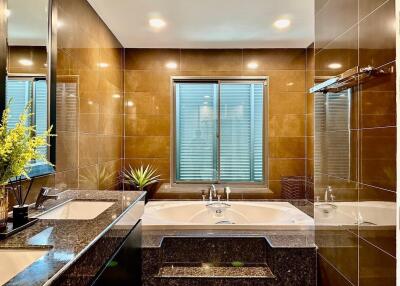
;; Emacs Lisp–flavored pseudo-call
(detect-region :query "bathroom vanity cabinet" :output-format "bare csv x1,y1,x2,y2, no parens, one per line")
91,221,142,286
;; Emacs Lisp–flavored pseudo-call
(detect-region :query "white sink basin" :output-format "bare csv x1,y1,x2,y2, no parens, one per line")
38,200,114,220
0,248,48,285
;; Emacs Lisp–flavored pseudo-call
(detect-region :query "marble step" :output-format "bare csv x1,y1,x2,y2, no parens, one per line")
156,263,276,279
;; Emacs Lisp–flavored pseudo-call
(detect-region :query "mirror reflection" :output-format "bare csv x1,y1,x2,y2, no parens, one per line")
5,0,53,176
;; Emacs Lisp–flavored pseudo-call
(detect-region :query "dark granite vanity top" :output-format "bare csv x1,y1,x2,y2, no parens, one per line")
0,190,145,286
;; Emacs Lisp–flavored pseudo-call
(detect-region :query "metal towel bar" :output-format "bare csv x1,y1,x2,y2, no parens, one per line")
309,65,393,94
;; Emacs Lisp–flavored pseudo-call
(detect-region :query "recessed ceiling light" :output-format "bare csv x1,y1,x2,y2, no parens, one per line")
97,62,109,68
165,61,177,69
4,9,10,17
19,59,33,66
328,63,342,69
112,94,121,99
286,82,294,86
273,19,291,29
149,18,166,29
247,62,259,69
127,101,134,107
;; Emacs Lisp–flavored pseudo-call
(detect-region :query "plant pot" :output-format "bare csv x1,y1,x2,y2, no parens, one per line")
13,205,29,226
126,182,160,202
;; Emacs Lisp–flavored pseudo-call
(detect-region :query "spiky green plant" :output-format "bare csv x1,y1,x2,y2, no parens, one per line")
122,164,160,191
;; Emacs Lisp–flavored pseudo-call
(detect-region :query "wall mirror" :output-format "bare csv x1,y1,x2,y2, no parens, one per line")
3,0,55,177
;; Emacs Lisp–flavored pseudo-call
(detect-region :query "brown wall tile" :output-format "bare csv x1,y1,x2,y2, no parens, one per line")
315,0,358,50
269,114,305,137
243,49,306,70
315,1,396,285
50,0,124,193
361,127,396,191
359,239,396,285
359,0,395,68
359,0,388,20
315,25,358,77
316,229,358,285
8,46,47,74
269,137,305,158
125,49,180,70
180,49,243,71
124,48,308,198
269,92,306,115
317,254,353,286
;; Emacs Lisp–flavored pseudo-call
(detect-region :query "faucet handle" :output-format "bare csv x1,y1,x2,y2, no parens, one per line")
40,187,58,195
330,194,335,202
201,190,206,201
224,187,231,202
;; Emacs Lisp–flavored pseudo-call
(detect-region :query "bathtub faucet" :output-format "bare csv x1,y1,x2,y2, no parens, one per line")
324,186,334,202
208,184,217,202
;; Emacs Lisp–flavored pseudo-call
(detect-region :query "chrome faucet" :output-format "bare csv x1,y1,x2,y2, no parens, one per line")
324,186,334,203
35,187,58,209
208,184,217,202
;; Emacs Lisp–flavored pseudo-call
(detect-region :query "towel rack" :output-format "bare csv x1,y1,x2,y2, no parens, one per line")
309,65,393,94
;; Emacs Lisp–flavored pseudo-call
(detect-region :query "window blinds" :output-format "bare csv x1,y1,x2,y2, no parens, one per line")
6,79,32,129
34,79,48,157
175,81,264,183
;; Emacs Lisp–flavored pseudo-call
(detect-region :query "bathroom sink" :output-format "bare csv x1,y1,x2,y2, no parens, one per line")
38,200,114,220
0,248,48,285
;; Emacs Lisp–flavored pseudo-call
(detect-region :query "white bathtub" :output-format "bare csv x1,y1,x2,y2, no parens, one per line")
141,201,314,230
315,201,396,227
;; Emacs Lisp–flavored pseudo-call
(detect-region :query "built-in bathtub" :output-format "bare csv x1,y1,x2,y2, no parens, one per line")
141,201,314,230
315,201,396,227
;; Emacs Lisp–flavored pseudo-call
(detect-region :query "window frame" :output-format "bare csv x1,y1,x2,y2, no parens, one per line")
171,76,269,187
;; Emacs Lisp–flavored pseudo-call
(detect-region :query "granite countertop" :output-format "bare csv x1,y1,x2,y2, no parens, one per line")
0,190,145,286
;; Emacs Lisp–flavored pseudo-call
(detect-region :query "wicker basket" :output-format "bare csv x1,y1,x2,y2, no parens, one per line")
0,186,8,229
281,176,305,199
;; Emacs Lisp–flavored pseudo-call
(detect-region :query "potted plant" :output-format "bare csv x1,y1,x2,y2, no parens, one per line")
0,102,52,225
122,165,161,199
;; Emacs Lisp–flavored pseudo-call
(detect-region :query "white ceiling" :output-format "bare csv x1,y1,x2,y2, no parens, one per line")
88,0,314,49
7,0,48,46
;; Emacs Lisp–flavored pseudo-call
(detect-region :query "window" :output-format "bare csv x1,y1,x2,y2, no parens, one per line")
6,77,51,175
174,78,265,183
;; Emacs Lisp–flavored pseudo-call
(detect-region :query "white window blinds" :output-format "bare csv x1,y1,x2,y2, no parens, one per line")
6,79,32,129
34,79,48,157
176,83,218,181
175,81,264,183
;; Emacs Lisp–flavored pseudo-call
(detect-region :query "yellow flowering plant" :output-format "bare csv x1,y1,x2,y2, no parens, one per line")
0,102,53,186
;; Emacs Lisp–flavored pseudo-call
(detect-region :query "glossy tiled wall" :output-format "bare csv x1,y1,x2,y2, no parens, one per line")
123,48,308,198
54,0,124,191
0,0,124,208
314,0,396,285
8,46,47,74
